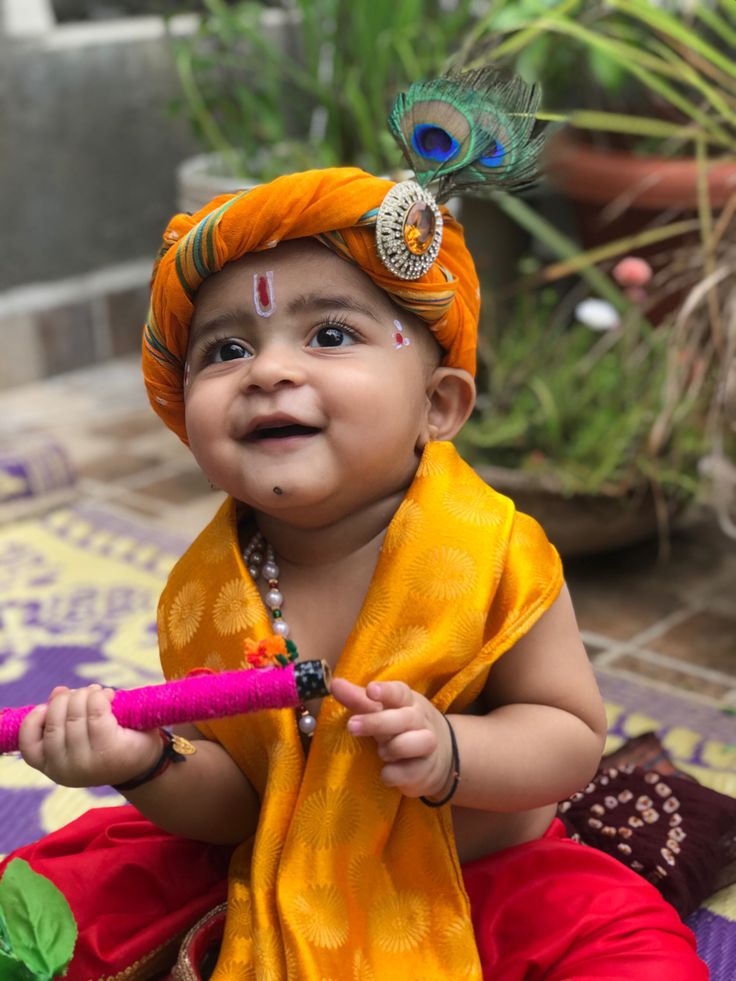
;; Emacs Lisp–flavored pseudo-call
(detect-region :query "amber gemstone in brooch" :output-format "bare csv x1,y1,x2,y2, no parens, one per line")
404,201,436,256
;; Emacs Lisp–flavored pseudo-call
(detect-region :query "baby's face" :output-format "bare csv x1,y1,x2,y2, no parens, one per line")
184,239,441,524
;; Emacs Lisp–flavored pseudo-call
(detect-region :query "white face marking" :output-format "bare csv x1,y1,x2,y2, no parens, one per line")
392,319,411,350
183,362,191,390
253,270,276,317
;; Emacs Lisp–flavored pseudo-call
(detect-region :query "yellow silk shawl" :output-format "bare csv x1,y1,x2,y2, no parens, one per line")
157,442,563,979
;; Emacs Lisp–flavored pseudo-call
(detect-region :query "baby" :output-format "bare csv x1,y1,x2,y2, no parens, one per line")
13,167,705,979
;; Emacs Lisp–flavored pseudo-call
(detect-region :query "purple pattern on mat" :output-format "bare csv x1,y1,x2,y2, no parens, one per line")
687,909,736,981
42,502,188,566
0,443,75,502
0,645,110,708
2,788,47,848
596,670,736,746
0,505,187,857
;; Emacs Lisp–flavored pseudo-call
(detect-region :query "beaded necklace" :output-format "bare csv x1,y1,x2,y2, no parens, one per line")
243,530,318,737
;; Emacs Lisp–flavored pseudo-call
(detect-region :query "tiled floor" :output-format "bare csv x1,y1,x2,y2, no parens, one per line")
1,356,735,709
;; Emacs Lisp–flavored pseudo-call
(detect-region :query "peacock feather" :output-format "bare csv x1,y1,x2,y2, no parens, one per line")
388,67,545,202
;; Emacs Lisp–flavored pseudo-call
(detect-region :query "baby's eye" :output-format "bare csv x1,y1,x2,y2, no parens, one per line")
206,338,251,363
307,325,357,349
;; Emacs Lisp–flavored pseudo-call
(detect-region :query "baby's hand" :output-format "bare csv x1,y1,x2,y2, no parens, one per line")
18,685,162,789
330,677,453,800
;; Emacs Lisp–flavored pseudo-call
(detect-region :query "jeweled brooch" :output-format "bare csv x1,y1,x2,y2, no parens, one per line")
375,181,443,280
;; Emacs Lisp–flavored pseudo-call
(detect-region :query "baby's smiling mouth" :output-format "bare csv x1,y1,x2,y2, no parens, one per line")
245,421,321,442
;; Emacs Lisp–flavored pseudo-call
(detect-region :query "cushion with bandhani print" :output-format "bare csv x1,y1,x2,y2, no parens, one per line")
558,733,736,918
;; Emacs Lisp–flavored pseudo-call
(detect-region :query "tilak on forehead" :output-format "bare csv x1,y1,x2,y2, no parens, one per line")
142,68,544,443
254,271,276,318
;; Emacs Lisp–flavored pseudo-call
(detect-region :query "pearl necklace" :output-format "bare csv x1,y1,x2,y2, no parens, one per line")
243,531,318,737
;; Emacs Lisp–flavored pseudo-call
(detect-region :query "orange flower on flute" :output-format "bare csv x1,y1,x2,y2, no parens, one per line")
243,635,299,669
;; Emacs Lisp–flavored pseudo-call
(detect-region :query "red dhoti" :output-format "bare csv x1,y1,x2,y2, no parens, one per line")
463,818,706,979
0,808,706,979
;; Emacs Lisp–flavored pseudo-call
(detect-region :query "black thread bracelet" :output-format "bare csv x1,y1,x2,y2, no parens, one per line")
113,728,189,792
420,714,460,808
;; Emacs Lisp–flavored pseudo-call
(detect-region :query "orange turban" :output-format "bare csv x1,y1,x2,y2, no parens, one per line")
142,167,480,443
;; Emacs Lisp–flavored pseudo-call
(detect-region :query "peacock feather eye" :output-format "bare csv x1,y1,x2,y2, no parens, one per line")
386,68,544,199
479,139,506,168
411,124,460,163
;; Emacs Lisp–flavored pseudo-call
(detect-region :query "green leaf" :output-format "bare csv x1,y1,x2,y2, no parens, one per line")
0,906,11,954
697,5,736,49
0,948,35,981
587,47,628,94
0,860,77,981
609,0,736,80
492,192,630,308
566,110,702,140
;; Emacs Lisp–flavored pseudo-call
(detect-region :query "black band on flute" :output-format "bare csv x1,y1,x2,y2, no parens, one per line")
294,659,331,700
420,714,460,808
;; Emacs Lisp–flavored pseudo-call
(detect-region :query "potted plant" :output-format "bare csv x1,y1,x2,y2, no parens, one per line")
167,0,527,293
459,0,736,247
435,0,735,552
167,0,479,211
454,222,735,554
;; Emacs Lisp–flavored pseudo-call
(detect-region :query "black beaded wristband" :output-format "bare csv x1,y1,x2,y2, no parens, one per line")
113,728,193,792
420,714,461,808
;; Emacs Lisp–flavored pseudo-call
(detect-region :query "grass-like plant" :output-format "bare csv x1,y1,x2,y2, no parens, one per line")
450,1,735,533
168,0,477,180
456,0,736,156
456,204,735,532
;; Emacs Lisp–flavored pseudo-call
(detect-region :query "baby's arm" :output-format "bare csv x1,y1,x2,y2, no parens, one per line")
18,685,258,844
451,583,607,810
333,584,607,811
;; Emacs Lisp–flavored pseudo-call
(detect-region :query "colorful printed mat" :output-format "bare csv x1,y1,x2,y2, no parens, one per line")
0,505,734,977
0,504,180,853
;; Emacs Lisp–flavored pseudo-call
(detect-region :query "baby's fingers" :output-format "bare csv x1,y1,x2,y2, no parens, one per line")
17,703,50,769
330,677,383,715
62,687,102,756
379,758,428,796
83,687,119,749
40,687,72,757
348,705,417,740
377,729,436,763
365,681,413,709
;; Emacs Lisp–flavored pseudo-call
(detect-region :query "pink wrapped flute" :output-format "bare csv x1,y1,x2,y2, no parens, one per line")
0,659,331,754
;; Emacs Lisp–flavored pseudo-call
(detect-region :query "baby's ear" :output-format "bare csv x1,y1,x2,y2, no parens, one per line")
423,367,476,445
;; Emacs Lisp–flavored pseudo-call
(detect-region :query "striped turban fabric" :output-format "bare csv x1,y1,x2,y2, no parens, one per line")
142,167,480,443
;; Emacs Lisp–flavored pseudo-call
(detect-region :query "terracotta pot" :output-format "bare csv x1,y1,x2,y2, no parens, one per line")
544,129,736,212
543,129,736,321
177,153,253,214
476,464,683,557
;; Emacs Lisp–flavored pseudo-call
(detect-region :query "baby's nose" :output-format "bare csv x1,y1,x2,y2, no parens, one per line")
242,343,306,392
